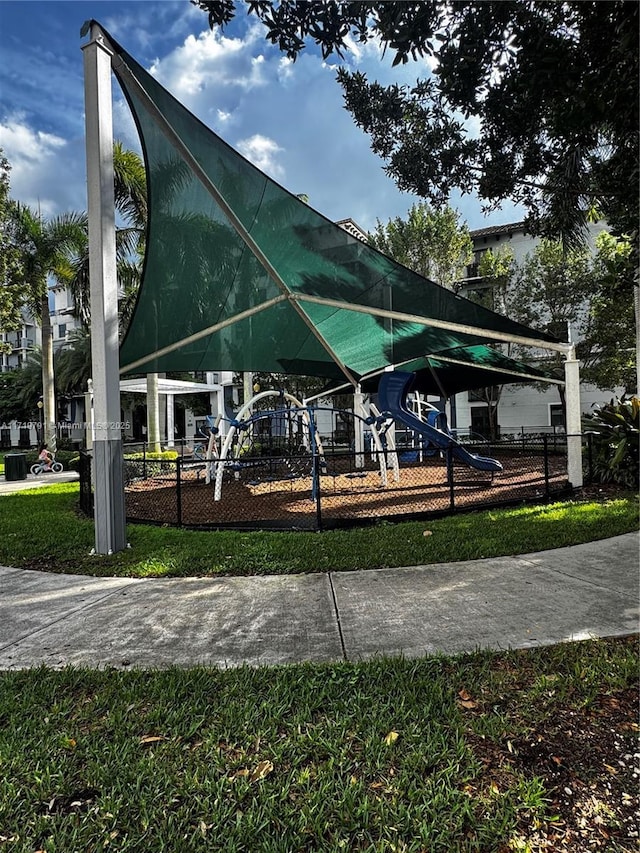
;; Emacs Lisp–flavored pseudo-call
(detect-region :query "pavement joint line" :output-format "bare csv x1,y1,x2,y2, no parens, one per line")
0,578,139,655
327,572,348,661
535,564,635,596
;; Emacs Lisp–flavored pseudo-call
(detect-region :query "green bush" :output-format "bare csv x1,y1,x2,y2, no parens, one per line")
583,395,639,488
123,451,179,461
122,450,178,482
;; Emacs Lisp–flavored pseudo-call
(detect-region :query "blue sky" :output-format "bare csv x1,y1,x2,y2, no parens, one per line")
0,0,524,232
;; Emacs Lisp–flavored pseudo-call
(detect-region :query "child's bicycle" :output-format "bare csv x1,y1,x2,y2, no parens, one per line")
30,458,63,475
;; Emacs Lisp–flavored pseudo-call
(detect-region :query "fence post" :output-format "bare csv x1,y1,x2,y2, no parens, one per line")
586,433,594,484
313,451,323,531
543,434,550,499
447,447,455,511
176,457,182,527
142,442,147,479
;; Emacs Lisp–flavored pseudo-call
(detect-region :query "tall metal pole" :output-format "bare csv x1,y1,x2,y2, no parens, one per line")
82,24,127,554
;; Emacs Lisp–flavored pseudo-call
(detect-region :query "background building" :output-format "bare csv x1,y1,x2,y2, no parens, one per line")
454,220,617,437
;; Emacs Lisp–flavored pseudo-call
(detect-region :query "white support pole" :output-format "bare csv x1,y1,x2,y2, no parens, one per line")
84,378,94,451
166,393,175,448
243,373,253,413
146,372,160,452
83,25,127,554
353,387,365,468
564,345,583,488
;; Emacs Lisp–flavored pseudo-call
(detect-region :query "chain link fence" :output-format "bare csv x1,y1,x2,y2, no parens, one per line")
78,432,592,531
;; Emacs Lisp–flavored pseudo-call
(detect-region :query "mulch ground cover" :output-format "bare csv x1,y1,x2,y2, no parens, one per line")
124,451,570,528
464,637,639,852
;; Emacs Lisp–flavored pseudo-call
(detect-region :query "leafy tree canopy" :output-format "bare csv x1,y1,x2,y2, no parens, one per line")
367,202,472,289
0,151,25,351
580,233,636,393
0,351,43,425
194,1,638,252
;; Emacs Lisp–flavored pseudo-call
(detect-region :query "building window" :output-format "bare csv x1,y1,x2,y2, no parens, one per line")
549,404,565,429
470,405,491,437
58,323,67,339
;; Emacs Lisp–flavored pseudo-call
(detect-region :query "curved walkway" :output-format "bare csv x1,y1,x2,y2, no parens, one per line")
0,533,637,670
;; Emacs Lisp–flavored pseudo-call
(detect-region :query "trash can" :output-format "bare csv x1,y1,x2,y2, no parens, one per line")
4,453,27,481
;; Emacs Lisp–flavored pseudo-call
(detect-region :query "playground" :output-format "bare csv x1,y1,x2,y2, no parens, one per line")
80,23,585,550
76,368,573,530
121,444,570,529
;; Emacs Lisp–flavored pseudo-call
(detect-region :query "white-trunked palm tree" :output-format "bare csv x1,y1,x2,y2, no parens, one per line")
11,206,87,452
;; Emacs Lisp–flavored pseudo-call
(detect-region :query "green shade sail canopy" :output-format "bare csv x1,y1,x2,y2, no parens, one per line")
351,345,562,398
99,23,562,388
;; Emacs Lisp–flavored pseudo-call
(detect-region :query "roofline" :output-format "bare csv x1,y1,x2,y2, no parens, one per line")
470,220,527,240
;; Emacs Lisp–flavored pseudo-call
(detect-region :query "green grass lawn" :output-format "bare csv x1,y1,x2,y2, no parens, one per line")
0,483,637,578
1,485,637,850
0,636,636,852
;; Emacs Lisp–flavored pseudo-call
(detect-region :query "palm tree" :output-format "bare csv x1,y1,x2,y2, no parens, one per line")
61,142,147,329
53,144,148,437
11,206,87,451
55,329,92,398
0,349,43,427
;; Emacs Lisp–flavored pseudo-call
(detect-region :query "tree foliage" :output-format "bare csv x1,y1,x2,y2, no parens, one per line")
248,372,327,407
194,1,638,252
469,234,636,405
579,233,636,394
60,142,147,329
0,151,25,352
55,329,92,398
10,204,87,449
367,203,472,290
0,351,43,425
509,240,593,358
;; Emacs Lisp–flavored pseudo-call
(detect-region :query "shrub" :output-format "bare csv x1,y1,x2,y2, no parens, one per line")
122,450,178,483
123,451,179,461
583,396,639,488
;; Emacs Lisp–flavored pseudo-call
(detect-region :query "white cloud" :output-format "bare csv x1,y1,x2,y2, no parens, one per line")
149,25,268,107
0,118,65,161
104,1,201,52
0,117,84,216
0,2,510,232
101,12,439,229
277,57,295,83
236,134,285,180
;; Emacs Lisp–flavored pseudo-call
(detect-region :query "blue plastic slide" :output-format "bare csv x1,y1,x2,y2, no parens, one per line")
377,371,503,473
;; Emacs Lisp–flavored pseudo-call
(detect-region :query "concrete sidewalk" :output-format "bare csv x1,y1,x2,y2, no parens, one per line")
0,533,637,670
0,470,79,494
